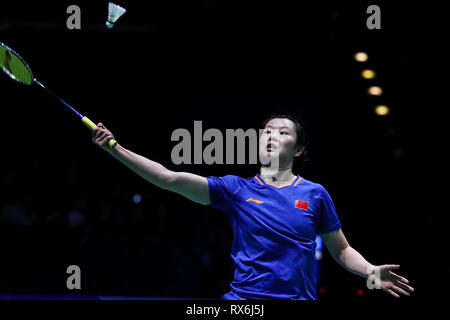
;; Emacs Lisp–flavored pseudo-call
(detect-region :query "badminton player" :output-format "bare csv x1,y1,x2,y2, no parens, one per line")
91,115,414,300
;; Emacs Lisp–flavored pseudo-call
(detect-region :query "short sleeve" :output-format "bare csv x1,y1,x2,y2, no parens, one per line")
206,175,239,212
315,185,342,234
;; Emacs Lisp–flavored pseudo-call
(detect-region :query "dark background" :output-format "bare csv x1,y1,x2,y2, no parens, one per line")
0,1,446,301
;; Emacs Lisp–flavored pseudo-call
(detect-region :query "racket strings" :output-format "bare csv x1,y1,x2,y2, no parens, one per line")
0,46,33,84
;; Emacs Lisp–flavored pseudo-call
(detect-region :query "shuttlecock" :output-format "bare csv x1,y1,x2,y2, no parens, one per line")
106,2,126,29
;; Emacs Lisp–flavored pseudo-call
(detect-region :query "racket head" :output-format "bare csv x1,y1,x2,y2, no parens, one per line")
0,42,34,85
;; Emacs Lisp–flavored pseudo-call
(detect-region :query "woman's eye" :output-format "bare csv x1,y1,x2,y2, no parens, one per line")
281,132,288,135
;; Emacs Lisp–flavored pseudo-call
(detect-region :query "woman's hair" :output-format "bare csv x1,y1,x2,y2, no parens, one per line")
262,114,310,171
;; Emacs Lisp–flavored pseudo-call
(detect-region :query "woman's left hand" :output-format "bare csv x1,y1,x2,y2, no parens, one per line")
370,264,415,298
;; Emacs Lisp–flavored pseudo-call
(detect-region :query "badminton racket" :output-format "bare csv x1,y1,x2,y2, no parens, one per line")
0,41,117,149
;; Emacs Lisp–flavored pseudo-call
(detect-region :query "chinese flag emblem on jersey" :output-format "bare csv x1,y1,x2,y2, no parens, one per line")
295,200,309,210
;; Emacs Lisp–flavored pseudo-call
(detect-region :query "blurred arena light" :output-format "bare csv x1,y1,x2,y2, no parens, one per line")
354,52,368,62
132,193,142,204
374,105,389,116
368,86,383,96
361,69,376,79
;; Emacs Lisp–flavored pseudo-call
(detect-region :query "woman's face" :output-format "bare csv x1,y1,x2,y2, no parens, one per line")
259,118,300,167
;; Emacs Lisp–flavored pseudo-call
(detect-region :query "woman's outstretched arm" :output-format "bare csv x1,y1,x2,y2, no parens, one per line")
321,228,414,298
92,123,211,205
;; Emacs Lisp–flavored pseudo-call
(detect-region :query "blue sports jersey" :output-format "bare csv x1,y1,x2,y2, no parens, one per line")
206,174,342,300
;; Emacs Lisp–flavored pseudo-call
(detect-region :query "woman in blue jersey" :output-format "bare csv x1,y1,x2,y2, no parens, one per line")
91,115,414,299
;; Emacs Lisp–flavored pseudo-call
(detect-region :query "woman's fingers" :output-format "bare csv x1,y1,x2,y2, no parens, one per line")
92,132,107,145
389,271,409,284
97,130,108,141
389,271,414,293
386,288,400,298
393,279,414,293
98,133,113,146
92,129,107,145
91,123,114,148
390,284,410,296
383,264,401,271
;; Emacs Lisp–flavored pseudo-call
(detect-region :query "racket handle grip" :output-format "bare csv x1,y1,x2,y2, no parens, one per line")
81,116,118,149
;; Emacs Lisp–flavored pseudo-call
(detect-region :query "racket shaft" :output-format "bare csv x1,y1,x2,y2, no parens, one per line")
34,80,84,119
34,80,117,150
